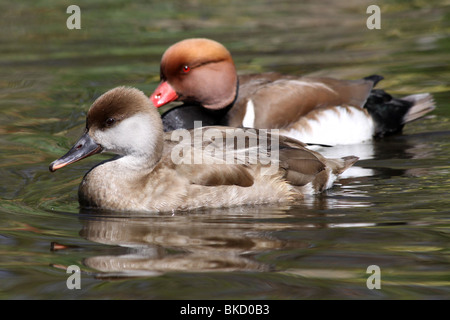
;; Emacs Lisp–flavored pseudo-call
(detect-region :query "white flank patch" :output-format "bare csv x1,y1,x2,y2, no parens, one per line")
242,99,255,128
281,106,375,146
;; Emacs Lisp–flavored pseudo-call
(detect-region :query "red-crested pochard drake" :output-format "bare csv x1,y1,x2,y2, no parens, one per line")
150,38,435,146
49,87,358,212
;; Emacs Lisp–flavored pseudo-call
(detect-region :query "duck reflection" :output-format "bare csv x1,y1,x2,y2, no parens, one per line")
354,131,444,179
76,187,376,278
311,129,442,179
79,206,294,276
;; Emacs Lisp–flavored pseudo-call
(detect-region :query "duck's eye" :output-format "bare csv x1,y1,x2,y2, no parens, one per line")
182,65,191,73
105,118,115,126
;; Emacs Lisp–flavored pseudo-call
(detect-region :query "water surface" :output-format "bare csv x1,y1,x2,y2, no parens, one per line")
0,0,449,299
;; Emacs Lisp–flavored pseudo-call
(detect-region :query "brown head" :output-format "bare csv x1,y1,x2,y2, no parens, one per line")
50,87,164,172
150,38,238,110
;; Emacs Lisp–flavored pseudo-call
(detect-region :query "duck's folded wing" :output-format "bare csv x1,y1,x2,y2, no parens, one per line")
163,128,256,187
163,126,328,187
231,76,375,128
278,147,326,186
174,163,254,187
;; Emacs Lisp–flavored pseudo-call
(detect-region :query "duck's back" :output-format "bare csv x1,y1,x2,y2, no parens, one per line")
227,73,374,129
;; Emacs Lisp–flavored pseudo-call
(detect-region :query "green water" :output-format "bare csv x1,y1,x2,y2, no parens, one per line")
0,0,449,299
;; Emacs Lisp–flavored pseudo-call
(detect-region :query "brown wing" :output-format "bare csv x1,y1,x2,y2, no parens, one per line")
163,127,257,187
229,74,374,129
163,126,327,187
174,163,254,187
277,142,326,186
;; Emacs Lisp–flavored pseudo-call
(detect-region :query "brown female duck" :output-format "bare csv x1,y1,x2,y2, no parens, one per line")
50,87,358,212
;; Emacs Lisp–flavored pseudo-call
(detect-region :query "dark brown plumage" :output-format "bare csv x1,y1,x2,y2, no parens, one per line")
151,38,435,145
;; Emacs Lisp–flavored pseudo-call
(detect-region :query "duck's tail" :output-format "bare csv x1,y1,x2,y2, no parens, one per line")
312,155,359,192
326,156,359,175
401,93,436,124
363,83,435,138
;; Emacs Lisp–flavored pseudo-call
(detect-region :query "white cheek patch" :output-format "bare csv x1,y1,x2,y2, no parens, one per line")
92,113,154,155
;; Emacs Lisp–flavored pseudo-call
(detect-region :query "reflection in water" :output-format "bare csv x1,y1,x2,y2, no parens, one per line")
79,206,292,276
310,129,441,179
310,142,376,179
356,131,442,180
77,192,375,277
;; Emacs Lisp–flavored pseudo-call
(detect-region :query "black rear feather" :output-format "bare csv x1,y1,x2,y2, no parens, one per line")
364,89,416,138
